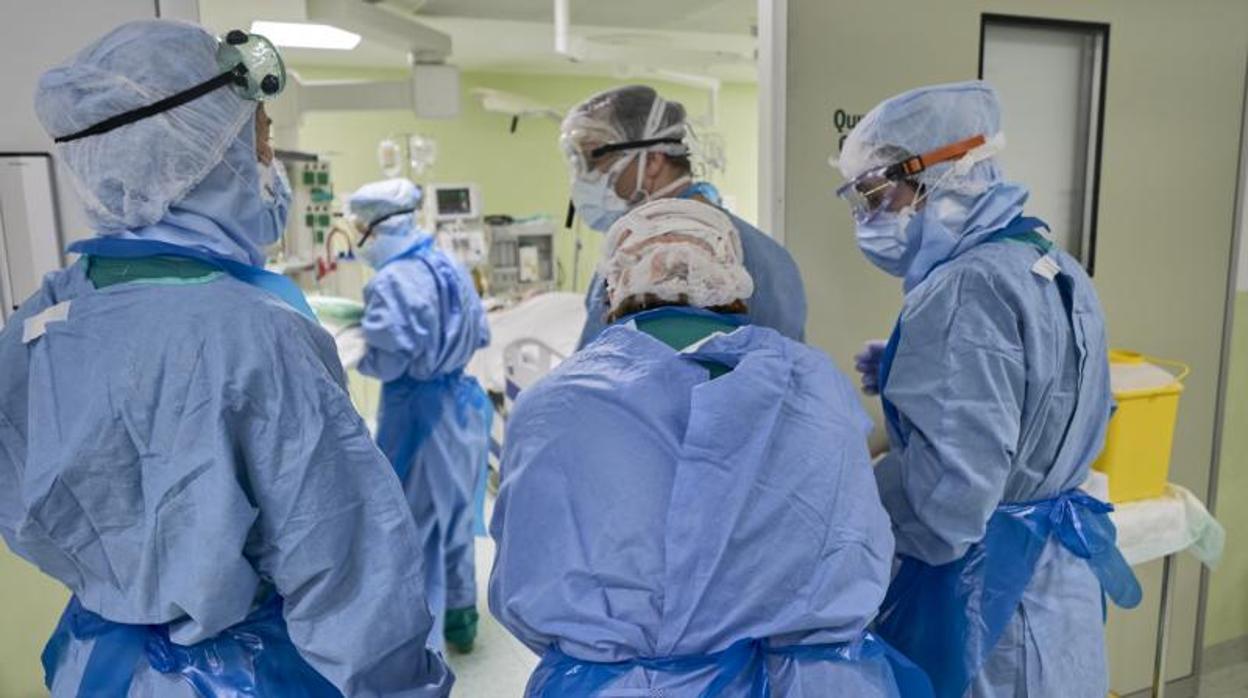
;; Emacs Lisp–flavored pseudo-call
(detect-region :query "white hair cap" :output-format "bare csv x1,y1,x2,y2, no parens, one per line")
560,85,690,180
600,198,754,314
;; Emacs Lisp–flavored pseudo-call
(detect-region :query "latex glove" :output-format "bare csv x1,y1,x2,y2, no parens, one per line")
854,340,887,396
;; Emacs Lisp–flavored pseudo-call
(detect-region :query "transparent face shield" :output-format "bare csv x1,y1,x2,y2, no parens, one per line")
560,129,598,180
55,30,286,144
835,134,989,223
561,134,685,181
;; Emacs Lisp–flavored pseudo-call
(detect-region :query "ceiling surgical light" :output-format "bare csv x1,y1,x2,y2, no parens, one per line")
250,21,362,51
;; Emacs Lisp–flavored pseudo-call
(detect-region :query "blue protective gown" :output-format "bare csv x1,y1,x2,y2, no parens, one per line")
874,224,1119,698
491,318,918,696
357,241,491,649
0,260,451,697
577,188,807,347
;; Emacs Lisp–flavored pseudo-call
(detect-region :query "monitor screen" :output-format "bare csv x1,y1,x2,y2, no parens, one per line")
436,187,473,215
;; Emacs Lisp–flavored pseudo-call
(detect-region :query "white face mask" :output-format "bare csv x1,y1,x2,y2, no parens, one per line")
571,169,632,232
855,205,919,277
255,158,292,245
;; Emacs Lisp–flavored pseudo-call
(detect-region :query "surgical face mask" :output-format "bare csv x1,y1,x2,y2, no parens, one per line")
572,168,632,232
855,205,921,277
255,158,291,246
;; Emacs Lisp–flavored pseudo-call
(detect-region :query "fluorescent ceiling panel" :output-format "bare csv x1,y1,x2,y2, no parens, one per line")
250,21,362,50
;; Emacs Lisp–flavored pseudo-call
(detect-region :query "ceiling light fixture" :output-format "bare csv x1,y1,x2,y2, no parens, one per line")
250,21,362,50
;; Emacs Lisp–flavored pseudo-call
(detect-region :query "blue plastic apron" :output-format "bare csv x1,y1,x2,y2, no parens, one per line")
529,632,933,698
69,238,316,320
873,216,1142,698
42,593,339,697
376,369,490,492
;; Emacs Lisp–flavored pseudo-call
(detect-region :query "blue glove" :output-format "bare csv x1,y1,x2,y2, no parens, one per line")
854,340,887,396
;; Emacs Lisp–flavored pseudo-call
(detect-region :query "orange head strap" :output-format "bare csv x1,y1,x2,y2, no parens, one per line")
885,134,988,180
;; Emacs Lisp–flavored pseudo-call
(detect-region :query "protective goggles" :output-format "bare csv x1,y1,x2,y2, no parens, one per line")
836,134,987,223
562,136,686,178
55,30,285,144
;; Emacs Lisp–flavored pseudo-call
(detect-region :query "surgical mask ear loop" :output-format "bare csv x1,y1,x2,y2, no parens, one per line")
602,151,641,205
634,150,649,203
582,151,630,191
632,96,673,204
648,173,694,201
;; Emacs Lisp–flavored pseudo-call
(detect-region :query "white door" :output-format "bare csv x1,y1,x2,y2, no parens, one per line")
982,18,1107,271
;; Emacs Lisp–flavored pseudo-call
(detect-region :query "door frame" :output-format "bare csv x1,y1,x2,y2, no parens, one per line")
757,0,788,244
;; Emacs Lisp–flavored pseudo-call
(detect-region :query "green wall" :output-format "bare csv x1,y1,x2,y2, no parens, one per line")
1207,292,1248,648
293,68,759,296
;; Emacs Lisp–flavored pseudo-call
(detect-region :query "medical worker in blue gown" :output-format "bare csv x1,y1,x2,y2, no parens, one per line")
0,20,451,697
350,179,492,655
834,81,1141,698
561,85,808,347
490,198,933,697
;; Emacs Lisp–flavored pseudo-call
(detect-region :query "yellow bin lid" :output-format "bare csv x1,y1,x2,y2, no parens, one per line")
1108,350,1186,399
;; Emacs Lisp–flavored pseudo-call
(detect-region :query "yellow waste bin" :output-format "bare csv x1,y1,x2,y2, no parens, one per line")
1092,350,1188,503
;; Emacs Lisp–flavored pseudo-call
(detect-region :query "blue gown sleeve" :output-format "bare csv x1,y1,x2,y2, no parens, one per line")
875,268,1025,565
358,265,441,383
240,314,452,697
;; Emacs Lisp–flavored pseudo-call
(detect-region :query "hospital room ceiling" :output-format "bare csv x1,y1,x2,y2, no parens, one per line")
200,0,758,82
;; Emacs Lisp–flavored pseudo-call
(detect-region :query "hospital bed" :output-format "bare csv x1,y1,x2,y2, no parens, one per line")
466,292,586,484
